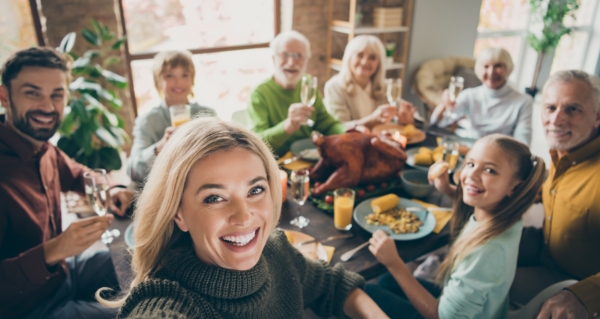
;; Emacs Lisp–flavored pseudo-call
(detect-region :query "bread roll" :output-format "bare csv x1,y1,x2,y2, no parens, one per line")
432,152,443,162
428,162,449,180
418,147,432,155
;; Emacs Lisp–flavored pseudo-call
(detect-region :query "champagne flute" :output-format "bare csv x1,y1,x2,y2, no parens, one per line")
84,169,120,244
441,137,460,173
443,76,464,120
290,168,310,228
386,78,402,123
301,75,317,127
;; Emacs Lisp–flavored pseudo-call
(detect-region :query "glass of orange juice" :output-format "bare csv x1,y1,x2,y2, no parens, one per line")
169,104,191,127
334,188,355,230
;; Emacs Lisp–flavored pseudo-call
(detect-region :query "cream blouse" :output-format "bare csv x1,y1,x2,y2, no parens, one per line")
324,74,387,129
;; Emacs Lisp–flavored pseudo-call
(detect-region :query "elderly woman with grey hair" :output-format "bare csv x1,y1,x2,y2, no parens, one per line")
430,47,533,145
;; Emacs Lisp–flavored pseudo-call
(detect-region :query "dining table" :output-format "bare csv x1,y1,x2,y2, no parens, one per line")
108,126,457,290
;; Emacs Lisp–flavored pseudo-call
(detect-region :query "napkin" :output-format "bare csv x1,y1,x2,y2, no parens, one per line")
410,199,452,234
323,245,335,264
278,151,314,171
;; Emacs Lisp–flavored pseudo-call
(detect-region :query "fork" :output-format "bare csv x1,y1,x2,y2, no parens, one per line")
340,242,370,262
297,233,354,246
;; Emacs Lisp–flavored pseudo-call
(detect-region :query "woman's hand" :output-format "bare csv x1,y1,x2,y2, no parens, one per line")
441,89,456,111
369,230,403,268
373,104,397,123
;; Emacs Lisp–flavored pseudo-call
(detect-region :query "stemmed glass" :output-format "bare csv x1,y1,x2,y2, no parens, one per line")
84,169,120,244
386,78,402,123
443,76,465,120
301,75,317,127
441,137,460,174
290,168,310,228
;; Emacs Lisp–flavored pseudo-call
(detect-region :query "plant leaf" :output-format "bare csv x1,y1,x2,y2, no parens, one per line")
57,32,77,53
59,109,75,134
96,127,119,148
111,37,127,50
82,28,101,46
90,19,104,38
109,126,131,145
102,112,119,127
101,70,128,89
57,136,80,158
99,147,122,170
103,56,121,67
83,50,100,59
69,99,90,122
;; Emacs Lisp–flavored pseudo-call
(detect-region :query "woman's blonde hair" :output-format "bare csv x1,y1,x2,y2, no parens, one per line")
152,50,196,97
339,35,387,100
96,116,282,307
436,134,545,284
474,47,514,81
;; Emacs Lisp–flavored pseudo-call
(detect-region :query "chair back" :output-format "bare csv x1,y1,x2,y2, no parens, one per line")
507,280,578,319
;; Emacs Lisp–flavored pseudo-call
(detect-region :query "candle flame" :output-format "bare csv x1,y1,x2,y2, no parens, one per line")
393,131,402,141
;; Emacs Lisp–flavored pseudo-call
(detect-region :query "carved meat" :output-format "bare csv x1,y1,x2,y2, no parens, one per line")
310,130,407,195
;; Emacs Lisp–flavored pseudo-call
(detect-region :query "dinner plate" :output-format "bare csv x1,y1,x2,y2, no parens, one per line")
125,223,135,248
290,138,320,162
285,230,329,262
353,197,436,240
372,123,426,145
405,147,464,172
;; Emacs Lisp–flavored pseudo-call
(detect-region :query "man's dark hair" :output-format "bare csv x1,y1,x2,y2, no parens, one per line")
1,47,72,91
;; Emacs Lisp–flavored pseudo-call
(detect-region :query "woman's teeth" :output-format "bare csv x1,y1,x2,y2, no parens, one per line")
221,231,256,246
466,185,484,193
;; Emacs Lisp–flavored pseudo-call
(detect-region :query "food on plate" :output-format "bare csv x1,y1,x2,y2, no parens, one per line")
370,194,400,214
402,124,416,140
367,184,376,192
418,147,432,155
432,152,443,163
428,161,449,180
324,195,334,204
365,207,423,234
299,148,320,161
310,131,407,195
356,189,366,198
414,153,433,166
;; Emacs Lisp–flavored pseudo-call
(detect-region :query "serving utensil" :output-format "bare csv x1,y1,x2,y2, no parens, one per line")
282,156,299,165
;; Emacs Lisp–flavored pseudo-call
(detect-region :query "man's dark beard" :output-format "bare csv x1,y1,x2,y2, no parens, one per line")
9,95,61,141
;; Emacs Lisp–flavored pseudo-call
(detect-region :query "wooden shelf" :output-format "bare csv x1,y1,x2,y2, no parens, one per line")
331,20,409,34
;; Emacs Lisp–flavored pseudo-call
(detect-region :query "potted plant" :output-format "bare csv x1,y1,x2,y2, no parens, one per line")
57,19,130,170
526,0,579,97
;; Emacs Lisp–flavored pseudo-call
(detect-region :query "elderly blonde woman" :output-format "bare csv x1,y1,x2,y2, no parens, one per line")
430,47,533,145
98,117,386,319
324,35,415,129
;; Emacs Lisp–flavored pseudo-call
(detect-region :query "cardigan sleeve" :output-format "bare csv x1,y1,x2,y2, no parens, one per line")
324,78,353,123
247,89,291,152
439,242,509,319
312,92,346,137
567,275,600,318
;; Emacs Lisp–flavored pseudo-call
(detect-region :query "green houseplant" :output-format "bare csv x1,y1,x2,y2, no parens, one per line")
526,0,579,97
57,19,130,170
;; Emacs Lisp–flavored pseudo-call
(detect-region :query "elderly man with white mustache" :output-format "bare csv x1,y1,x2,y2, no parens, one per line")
510,70,600,319
247,31,345,156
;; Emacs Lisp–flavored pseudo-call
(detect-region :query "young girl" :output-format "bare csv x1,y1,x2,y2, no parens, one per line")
366,134,546,319
127,50,216,186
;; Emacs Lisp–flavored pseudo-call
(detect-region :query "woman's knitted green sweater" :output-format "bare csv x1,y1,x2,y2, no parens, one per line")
118,229,365,319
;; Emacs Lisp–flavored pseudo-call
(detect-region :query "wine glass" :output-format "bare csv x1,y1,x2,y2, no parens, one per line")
301,75,317,127
169,104,191,127
290,168,310,228
443,76,464,120
84,169,120,244
386,78,402,123
441,137,460,173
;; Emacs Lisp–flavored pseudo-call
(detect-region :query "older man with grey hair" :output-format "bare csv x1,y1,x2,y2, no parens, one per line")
247,30,345,156
510,70,600,319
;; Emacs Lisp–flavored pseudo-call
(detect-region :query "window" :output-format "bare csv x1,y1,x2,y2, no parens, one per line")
474,0,600,88
119,0,279,119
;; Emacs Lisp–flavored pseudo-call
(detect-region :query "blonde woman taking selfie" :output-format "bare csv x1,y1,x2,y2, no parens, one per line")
98,117,387,319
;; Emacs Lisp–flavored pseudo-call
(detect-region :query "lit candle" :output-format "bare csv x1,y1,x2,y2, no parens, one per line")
279,170,288,201
393,131,407,148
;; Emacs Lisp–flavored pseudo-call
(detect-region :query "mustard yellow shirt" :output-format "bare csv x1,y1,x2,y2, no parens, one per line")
542,134,600,317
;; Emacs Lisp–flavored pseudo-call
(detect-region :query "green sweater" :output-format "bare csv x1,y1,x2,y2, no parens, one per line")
247,77,346,156
118,229,365,319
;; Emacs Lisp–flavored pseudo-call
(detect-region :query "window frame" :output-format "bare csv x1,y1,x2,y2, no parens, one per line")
116,0,281,117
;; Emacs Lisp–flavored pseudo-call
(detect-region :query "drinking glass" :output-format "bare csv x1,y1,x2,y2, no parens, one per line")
290,169,310,228
301,75,317,127
441,138,460,173
84,169,120,244
334,188,354,230
386,78,402,123
443,76,464,120
169,104,191,127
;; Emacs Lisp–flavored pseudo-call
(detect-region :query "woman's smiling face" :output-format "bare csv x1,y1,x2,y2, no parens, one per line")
174,147,274,271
